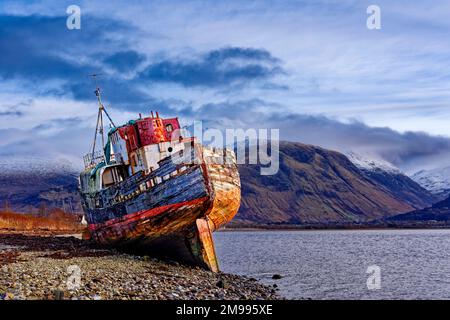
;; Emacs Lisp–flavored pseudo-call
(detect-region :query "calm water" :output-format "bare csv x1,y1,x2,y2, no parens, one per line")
214,229,450,300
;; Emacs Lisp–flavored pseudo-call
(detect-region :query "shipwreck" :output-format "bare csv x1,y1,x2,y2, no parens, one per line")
78,86,241,272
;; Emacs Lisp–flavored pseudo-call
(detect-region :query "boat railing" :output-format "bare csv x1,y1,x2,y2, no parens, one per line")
83,150,105,169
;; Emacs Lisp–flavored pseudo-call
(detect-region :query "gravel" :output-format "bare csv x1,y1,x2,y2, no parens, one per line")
0,233,281,300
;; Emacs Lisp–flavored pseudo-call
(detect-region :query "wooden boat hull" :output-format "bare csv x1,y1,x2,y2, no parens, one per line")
80,144,241,271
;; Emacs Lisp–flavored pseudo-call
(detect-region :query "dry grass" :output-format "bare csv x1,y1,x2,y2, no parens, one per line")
0,209,84,233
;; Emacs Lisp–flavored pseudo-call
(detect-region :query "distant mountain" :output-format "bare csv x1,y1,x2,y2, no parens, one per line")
387,194,450,225
411,166,450,200
0,157,81,176
233,142,434,226
0,143,435,227
0,157,81,214
345,152,436,210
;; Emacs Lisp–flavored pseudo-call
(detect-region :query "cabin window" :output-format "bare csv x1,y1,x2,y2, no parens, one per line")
166,124,173,132
102,166,127,188
102,169,114,187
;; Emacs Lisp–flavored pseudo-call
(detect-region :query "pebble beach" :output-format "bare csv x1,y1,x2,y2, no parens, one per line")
0,233,280,300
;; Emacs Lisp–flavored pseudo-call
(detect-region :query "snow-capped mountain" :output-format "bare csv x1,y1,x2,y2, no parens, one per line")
0,156,81,177
0,156,81,213
344,151,436,209
0,146,436,223
411,166,450,199
345,151,402,174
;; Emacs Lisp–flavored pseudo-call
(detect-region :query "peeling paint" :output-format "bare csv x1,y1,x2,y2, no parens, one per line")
79,113,241,271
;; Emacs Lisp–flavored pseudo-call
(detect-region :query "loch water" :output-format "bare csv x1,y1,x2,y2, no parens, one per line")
214,229,450,299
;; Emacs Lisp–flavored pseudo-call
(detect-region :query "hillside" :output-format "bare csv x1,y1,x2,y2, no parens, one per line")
346,152,436,210
387,195,450,224
234,141,433,226
0,143,435,226
0,157,81,214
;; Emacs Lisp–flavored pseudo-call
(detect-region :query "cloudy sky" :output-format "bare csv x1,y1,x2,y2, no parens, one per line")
1,0,450,173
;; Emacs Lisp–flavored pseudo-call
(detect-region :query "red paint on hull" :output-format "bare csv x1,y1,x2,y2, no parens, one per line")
88,196,209,232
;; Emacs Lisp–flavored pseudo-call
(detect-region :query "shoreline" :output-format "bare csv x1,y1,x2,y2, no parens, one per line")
0,233,281,300
220,225,450,232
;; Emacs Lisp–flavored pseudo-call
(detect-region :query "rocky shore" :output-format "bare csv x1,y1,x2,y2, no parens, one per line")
0,233,280,300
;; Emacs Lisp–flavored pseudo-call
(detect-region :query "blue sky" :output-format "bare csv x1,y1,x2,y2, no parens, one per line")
1,0,450,172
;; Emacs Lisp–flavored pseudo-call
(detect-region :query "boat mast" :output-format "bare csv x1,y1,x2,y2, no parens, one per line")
90,74,116,165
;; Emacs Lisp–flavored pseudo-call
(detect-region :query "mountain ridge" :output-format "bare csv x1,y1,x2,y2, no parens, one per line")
411,166,450,200
345,151,436,210
386,194,450,226
0,142,435,226
234,141,433,226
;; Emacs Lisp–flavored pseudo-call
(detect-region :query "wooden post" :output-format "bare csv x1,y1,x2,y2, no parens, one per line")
195,218,220,272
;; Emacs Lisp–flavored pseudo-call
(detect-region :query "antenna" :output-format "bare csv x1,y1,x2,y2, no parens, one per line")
89,73,102,88
89,73,116,166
